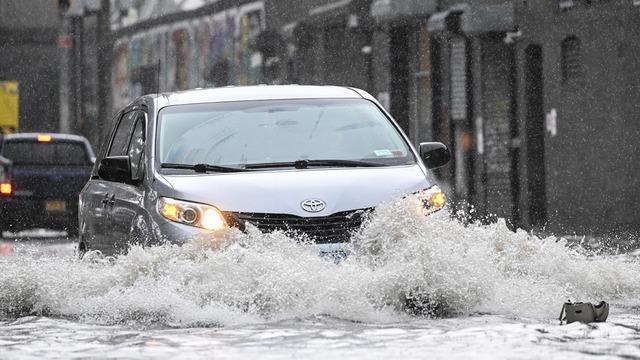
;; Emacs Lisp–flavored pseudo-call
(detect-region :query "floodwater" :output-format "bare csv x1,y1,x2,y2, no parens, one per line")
1,197,640,359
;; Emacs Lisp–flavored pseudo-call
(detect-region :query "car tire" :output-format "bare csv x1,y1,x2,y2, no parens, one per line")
77,241,87,259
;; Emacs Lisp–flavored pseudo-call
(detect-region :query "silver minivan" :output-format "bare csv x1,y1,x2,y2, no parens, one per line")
78,85,450,256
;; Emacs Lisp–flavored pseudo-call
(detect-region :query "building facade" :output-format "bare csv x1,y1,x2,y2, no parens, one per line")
423,0,640,236
60,0,640,237
0,0,61,133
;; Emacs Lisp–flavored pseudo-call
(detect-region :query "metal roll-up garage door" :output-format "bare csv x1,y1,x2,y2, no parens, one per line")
480,37,516,220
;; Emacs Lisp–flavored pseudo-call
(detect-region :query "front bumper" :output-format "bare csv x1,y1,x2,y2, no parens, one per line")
157,220,352,256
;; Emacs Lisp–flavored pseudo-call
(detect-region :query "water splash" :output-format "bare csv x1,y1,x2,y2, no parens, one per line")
1,195,639,327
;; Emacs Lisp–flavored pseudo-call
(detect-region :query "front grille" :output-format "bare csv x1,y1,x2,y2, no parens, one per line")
230,209,371,244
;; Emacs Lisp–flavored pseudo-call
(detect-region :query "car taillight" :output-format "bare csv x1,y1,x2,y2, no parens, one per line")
37,134,52,143
0,182,12,196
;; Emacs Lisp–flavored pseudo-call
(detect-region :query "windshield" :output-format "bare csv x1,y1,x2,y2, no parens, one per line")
157,99,415,169
1,140,90,166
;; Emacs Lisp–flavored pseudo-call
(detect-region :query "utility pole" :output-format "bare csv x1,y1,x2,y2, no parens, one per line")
95,0,112,148
57,0,72,134
72,15,84,136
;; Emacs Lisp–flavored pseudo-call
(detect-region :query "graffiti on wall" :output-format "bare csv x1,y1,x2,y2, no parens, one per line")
111,1,265,111
205,8,237,87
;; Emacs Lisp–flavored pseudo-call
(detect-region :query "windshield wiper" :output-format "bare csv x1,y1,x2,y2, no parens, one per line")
245,159,385,170
161,163,249,173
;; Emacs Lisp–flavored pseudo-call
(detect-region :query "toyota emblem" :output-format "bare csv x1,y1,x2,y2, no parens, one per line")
301,199,326,213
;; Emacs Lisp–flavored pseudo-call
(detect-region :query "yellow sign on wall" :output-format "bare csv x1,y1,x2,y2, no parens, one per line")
0,81,19,133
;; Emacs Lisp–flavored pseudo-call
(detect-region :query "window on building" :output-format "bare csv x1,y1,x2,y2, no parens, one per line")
561,36,583,84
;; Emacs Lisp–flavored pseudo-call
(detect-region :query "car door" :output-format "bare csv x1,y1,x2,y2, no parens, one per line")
109,110,148,252
82,110,137,254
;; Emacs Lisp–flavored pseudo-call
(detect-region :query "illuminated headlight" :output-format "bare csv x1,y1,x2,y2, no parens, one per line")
158,197,227,231
416,185,447,215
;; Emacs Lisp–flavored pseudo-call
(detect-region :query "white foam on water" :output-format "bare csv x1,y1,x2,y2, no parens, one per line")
1,194,639,327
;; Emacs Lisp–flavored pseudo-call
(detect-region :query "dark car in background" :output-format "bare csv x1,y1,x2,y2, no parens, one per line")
0,155,11,198
0,133,95,238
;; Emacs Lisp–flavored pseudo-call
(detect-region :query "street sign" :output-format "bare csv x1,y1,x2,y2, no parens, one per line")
0,81,19,134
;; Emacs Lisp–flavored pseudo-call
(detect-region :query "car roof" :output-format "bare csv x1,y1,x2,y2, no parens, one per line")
2,132,89,143
152,85,365,108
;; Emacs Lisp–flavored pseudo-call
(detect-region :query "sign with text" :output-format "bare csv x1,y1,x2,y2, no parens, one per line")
0,81,19,133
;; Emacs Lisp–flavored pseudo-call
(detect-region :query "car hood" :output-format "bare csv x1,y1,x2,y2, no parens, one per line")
161,165,432,216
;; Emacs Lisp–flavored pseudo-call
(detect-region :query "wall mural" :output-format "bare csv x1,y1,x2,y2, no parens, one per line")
111,1,265,112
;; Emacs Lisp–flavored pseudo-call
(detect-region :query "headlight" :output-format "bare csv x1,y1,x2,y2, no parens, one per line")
416,185,447,215
158,197,227,231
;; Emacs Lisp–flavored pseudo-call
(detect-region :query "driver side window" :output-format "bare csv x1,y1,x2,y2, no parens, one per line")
106,110,146,183
109,111,136,157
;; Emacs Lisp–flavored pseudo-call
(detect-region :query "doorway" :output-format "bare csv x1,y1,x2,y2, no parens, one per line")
524,45,547,227
480,36,517,222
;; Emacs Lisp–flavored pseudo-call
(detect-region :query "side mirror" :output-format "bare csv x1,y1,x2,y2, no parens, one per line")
419,142,451,169
98,156,132,183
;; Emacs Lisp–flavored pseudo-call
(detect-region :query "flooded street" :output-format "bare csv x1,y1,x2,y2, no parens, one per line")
1,203,640,359
3,0,640,358
3,313,640,359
